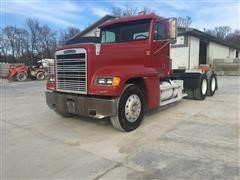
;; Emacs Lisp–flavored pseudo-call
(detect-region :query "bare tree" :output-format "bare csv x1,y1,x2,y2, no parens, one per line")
177,16,192,28
112,7,123,17
205,26,240,44
67,27,81,39
39,25,57,58
0,29,10,60
25,18,58,63
1,18,59,63
139,6,154,15
111,5,153,17
26,18,41,55
205,26,231,38
15,28,29,58
226,29,240,44
112,4,147,17
123,4,138,16
59,27,81,45
2,26,30,62
3,26,18,58
210,26,232,39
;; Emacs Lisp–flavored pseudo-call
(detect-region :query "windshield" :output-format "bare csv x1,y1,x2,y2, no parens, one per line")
101,20,150,43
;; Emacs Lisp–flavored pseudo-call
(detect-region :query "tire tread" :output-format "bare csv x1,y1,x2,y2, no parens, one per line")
110,84,145,132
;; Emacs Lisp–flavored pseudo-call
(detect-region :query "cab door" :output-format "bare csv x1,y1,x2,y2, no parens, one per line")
152,21,170,77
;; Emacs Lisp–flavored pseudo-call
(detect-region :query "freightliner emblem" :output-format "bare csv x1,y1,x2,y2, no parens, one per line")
63,49,76,54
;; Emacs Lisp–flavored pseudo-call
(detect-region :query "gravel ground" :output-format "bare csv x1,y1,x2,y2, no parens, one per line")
1,76,239,179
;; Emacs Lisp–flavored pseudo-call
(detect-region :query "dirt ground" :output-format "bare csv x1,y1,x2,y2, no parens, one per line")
1,76,239,179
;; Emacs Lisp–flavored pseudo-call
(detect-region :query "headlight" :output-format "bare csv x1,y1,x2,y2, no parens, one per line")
96,76,120,87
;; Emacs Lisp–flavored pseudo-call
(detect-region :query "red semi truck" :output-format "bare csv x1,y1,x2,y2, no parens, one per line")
46,14,217,131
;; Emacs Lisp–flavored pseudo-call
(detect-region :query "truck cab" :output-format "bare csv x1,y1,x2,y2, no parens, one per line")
46,13,217,131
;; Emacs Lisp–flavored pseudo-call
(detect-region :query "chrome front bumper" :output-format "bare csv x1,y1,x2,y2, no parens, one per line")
45,91,117,118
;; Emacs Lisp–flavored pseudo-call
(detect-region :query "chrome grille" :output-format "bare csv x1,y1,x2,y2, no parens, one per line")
56,49,87,94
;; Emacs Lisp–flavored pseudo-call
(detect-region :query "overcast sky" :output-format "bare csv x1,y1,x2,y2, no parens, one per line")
1,0,240,31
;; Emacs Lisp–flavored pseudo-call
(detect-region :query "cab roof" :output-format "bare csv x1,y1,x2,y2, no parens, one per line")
99,13,164,28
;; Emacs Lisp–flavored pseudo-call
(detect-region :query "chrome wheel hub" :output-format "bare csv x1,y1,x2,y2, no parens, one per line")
125,94,141,122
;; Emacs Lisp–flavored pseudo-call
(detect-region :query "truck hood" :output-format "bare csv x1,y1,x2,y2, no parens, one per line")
56,43,97,52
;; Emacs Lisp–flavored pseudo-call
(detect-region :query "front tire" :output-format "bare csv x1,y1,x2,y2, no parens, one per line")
111,84,145,132
16,73,27,81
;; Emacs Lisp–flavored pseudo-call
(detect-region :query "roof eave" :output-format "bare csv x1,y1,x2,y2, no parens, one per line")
179,29,240,50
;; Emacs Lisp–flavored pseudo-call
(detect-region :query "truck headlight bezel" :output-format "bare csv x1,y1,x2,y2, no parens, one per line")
95,76,120,87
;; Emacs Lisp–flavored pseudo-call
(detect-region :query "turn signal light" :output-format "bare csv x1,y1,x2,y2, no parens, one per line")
112,77,121,87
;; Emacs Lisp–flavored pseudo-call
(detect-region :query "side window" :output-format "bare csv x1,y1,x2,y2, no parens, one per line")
154,22,167,40
133,32,149,40
101,31,116,43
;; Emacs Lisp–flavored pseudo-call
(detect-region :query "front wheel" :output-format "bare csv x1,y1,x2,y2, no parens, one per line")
16,73,27,81
110,84,145,132
36,71,46,80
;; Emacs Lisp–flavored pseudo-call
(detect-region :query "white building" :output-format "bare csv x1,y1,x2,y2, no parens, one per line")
171,28,239,69
67,15,240,69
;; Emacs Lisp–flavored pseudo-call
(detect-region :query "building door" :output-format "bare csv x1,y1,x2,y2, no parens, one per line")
199,41,208,65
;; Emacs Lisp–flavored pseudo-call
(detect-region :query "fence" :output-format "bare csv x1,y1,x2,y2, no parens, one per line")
213,58,240,76
0,63,25,78
0,63,9,77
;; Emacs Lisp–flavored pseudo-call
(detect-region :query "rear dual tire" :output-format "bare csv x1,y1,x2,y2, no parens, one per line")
185,73,218,100
110,84,145,132
185,74,208,100
207,74,217,96
194,74,208,100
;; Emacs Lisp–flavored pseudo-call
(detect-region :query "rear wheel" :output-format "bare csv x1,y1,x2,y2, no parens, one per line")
207,74,217,96
36,71,45,80
110,84,145,132
194,74,208,100
16,73,27,81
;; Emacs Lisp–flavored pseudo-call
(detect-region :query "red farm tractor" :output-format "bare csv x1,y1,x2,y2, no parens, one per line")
7,63,47,82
